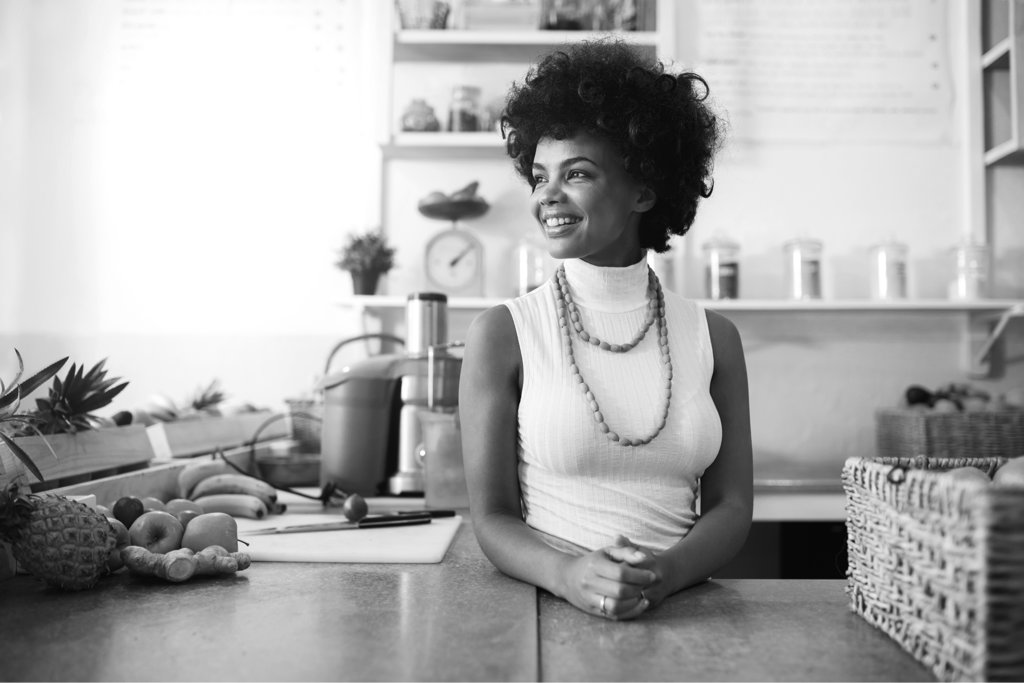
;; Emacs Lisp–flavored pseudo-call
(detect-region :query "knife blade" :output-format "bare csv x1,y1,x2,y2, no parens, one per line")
243,513,432,536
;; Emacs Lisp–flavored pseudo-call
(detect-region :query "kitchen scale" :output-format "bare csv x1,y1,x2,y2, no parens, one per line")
418,190,489,297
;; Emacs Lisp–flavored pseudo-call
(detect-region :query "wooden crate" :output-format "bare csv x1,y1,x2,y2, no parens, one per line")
0,425,154,492
145,411,291,459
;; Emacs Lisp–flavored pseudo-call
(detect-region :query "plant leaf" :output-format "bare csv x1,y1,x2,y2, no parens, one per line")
0,356,68,409
0,431,44,482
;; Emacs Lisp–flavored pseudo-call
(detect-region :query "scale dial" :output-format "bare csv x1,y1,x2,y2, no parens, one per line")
424,227,484,296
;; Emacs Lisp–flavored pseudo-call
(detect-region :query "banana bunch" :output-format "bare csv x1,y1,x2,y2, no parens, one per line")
177,459,281,519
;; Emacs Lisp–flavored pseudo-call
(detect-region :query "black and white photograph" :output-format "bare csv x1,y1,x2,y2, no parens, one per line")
2,1,1023,681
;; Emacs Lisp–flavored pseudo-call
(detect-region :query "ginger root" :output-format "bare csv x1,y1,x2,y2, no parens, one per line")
121,545,251,583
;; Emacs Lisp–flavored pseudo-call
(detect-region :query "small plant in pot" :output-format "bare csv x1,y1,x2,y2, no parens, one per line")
335,229,396,296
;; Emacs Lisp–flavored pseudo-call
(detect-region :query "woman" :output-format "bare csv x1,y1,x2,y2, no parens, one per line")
459,39,752,621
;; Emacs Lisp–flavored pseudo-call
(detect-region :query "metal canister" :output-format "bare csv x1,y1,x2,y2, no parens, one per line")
405,292,448,356
869,240,908,300
784,238,823,300
702,238,740,300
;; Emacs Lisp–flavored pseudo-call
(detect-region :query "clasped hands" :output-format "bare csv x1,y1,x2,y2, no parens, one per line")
563,534,663,621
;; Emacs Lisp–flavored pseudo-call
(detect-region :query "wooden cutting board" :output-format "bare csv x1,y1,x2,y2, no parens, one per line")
234,491,462,564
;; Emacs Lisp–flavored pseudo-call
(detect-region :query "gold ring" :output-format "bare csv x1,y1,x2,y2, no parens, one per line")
600,595,608,615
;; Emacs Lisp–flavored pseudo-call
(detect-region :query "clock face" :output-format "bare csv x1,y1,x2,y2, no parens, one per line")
424,228,484,295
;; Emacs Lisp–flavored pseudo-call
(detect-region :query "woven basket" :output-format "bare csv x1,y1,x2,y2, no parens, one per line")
284,398,323,454
843,455,1024,682
875,408,1024,460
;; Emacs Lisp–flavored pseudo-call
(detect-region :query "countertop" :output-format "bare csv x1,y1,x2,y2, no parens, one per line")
0,521,932,682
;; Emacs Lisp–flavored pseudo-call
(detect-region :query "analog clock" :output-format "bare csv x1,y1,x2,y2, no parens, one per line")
424,227,484,296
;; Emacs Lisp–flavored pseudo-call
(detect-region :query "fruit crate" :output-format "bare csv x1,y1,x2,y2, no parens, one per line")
145,411,290,459
0,425,155,493
875,408,1024,460
842,455,1024,682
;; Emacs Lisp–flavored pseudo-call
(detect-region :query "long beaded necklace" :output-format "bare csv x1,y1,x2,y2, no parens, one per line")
553,263,673,447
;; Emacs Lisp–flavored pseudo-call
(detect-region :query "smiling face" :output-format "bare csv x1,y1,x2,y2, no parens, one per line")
530,132,655,267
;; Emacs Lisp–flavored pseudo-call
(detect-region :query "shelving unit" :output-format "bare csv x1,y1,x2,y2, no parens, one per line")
980,0,1024,165
343,295,1024,380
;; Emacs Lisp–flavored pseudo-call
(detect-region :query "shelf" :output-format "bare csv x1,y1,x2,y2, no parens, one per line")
982,36,1012,68
382,132,505,158
396,29,660,46
343,295,1024,313
984,137,1024,164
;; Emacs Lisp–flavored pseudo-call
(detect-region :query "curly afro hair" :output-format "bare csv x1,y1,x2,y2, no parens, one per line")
501,39,723,252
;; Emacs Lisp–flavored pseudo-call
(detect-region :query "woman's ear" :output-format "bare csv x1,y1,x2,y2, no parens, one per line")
635,186,657,214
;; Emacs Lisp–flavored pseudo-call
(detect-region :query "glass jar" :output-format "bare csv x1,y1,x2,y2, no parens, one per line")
702,238,740,300
448,85,482,132
948,241,992,300
869,240,908,300
514,237,550,296
400,98,441,132
784,238,823,300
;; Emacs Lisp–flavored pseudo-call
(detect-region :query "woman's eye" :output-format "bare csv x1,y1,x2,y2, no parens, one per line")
531,174,547,186
567,169,587,180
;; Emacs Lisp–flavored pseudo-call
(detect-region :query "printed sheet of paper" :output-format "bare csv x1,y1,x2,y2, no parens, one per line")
695,0,953,143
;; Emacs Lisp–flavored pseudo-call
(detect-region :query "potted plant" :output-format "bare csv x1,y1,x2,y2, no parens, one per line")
335,229,396,295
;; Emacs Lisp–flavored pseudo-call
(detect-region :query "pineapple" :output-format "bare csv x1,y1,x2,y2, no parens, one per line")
189,379,226,416
27,359,128,435
0,482,116,590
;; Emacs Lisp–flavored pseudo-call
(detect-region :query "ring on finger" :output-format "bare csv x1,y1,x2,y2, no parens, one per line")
640,590,647,602
600,595,608,616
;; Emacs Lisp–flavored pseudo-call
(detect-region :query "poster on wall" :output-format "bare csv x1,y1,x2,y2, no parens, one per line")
695,0,953,143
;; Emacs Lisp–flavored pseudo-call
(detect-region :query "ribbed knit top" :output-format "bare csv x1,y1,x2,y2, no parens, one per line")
504,257,721,553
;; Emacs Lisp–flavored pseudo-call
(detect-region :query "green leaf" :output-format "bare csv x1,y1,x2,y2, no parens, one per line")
0,431,44,482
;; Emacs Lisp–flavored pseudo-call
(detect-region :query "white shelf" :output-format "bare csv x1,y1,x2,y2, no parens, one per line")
343,295,1024,313
982,36,1012,68
382,132,505,158
984,137,1024,164
396,29,660,46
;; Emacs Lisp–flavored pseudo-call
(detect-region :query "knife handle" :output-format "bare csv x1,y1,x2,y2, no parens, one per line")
357,514,432,528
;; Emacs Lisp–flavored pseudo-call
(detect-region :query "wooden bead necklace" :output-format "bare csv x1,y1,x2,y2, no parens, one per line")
554,263,673,447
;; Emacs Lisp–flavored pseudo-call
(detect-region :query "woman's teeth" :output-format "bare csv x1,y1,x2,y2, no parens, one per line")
544,216,580,227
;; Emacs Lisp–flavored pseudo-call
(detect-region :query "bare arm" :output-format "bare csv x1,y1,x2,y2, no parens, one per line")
611,309,754,601
459,305,654,618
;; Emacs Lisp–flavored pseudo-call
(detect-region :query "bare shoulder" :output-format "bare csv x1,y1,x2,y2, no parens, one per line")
703,308,744,368
464,304,522,383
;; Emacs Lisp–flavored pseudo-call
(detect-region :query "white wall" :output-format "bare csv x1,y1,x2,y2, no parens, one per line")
2,1,1022,481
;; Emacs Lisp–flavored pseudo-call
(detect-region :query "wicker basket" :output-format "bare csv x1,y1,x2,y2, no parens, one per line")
875,408,1024,460
843,455,1024,682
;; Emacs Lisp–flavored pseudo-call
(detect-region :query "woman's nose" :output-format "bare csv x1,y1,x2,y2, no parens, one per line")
536,181,564,205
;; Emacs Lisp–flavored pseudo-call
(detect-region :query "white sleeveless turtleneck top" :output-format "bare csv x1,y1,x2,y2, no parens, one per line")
504,257,722,553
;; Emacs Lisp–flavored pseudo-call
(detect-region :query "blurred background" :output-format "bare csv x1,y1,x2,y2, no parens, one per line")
2,0,1022,490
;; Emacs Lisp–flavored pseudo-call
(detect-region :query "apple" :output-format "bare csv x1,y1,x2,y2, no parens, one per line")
113,496,145,529
106,517,131,572
164,498,205,528
993,458,1024,487
181,512,238,553
141,496,165,512
129,511,184,554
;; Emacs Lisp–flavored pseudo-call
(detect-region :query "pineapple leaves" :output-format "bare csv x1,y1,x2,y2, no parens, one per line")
0,353,68,411
0,431,44,482
16,357,130,435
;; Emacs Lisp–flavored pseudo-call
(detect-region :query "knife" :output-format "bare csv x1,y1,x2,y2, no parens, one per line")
243,513,432,536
